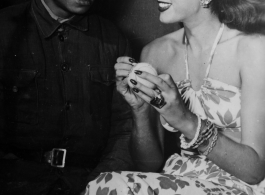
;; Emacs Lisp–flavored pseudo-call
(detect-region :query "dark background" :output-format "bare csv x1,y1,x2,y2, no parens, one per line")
0,0,180,158
0,0,180,60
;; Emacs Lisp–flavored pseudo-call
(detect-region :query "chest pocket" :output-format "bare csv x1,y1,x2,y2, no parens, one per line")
0,69,39,124
89,66,115,120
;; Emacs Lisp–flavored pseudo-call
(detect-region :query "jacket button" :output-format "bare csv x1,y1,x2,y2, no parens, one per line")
58,27,64,32
58,34,64,42
12,86,18,92
65,101,71,110
61,63,69,71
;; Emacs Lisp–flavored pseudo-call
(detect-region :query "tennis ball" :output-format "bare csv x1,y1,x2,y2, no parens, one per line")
127,62,158,88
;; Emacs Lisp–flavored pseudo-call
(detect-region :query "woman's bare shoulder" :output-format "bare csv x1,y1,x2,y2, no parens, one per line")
236,33,265,85
237,33,265,68
140,28,184,66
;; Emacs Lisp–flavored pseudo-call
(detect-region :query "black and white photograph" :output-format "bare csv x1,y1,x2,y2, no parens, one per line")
0,0,265,195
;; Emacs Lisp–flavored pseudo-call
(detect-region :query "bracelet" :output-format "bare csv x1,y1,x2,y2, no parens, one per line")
180,114,201,149
193,131,213,148
191,121,215,149
199,127,218,156
163,122,179,132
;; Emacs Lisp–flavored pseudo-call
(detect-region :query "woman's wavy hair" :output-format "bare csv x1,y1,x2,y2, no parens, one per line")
210,0,265,34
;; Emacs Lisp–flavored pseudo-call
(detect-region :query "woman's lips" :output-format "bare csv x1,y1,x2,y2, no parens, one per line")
158,1,172,12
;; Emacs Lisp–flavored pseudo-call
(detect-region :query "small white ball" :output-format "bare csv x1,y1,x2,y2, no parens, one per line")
127,62,158,88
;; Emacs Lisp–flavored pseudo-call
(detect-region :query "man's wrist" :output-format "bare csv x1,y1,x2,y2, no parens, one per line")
131,103,150,115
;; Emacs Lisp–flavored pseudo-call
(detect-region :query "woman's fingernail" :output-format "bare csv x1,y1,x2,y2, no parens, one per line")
134,70,142,75
130,79,137,85
129,58,136,63
132,88,139,93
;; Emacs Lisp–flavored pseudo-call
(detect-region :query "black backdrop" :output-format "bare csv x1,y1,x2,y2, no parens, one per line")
0,0,180,60
0,0,180,159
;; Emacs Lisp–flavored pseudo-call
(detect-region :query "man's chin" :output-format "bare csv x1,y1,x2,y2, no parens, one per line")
70,7,91,15
75,0,92,6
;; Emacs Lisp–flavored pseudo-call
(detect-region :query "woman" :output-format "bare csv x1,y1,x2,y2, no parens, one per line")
84,0,265,194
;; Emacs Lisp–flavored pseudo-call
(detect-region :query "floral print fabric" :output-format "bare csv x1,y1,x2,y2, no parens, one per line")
84,76,265,195
176,78,241,132
85,49,265,194
84,151,253,195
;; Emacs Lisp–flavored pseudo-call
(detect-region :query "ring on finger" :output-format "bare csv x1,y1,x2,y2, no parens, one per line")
154,88,161,95
150,93,166,109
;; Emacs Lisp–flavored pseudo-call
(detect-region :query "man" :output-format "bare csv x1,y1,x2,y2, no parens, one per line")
0,0,134,194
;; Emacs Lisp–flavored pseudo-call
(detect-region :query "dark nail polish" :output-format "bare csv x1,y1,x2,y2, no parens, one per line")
129,58,136,63
132,88,139,93
130,79,137,85
134,70,142,75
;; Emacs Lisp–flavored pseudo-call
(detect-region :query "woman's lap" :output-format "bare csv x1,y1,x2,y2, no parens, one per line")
83,152,253,195
84,171,247,195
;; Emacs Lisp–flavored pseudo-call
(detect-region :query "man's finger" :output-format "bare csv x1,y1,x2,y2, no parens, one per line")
117,56,137,65
115,63,134,71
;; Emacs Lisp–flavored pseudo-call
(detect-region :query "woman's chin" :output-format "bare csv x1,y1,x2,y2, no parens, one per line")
159,15,177,24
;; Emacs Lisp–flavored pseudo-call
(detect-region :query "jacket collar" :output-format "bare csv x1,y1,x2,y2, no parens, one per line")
31,0,89,38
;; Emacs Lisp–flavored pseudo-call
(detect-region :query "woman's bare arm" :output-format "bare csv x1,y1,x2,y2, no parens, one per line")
198,36,265,184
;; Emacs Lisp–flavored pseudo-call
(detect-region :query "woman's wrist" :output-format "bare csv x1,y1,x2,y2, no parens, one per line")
180,113,206,140
197,137,211,152
162,111,197,138
180,118,218,153
197,128,218,156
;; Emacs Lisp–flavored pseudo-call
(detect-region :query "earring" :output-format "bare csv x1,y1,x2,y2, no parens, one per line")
200,0,212,8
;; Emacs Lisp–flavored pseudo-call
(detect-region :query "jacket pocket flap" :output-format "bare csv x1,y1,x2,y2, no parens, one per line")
0,69,38,89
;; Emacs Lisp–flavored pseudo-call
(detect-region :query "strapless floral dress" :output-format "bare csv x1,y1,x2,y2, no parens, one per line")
83,24,265,195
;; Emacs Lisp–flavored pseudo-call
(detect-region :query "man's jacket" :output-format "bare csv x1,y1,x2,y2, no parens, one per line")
0,0,134,185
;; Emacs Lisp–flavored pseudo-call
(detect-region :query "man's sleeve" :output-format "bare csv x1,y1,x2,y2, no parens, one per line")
86,34,135,182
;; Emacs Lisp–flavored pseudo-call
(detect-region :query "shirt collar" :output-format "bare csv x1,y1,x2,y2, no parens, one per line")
31,0,89,38
41,0,73,23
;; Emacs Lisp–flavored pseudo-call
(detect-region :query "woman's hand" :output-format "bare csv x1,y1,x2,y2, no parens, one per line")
115,57,149,110
129,70,196,134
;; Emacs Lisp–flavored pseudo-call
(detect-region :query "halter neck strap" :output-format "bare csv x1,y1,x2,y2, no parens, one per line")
184,23,225,80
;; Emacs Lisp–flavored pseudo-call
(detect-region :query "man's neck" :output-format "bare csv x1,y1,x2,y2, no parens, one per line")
42,0,73,22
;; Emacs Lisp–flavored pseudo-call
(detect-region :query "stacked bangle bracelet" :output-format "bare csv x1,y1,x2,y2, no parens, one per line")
180,114,201,149
198,127,218,156
191,121,215,149
180,115,218,156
